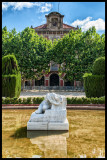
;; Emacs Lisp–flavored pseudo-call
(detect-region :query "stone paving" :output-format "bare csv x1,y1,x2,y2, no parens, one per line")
19,90,86,98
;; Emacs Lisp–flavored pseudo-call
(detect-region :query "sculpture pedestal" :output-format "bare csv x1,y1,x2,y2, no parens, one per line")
27,118,69,130
27,109,69,130
27,93,69,131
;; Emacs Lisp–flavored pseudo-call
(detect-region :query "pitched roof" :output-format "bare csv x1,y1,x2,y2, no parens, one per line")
34,24,47,29
33,23,75,29
63,23,75,29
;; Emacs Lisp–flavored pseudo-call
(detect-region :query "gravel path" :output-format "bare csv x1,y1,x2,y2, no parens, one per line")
19,90,86,98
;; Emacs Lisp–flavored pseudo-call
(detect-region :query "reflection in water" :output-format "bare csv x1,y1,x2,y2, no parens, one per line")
2,110,105,158
27,130,69,158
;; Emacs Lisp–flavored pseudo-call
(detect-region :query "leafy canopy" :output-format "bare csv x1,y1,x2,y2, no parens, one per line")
2,26,105,82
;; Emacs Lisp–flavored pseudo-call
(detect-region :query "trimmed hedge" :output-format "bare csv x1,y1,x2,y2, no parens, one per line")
2,54,21,98
2,54,19,75
83,56,105,98
92,57,105,75
2,74,21,98
2,96,105,104
83,73,105,98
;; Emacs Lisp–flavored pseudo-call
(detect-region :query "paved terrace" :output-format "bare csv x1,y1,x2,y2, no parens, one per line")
19,90,86,98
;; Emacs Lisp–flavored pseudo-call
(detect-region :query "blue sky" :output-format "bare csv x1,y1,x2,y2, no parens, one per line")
2,2,105,35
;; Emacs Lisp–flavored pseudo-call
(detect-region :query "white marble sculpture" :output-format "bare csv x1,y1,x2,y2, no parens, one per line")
27,93,69,130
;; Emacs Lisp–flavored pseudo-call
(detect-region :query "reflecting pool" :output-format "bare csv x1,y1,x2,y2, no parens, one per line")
2,109,105,158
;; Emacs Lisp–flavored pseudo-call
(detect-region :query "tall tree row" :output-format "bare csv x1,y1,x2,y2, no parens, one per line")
51,27,105,82
2,26,105,85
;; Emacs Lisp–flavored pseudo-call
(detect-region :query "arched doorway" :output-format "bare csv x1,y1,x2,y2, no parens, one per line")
50,74,59,86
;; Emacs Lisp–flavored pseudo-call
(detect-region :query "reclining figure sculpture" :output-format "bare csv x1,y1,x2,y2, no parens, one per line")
27,93,69,130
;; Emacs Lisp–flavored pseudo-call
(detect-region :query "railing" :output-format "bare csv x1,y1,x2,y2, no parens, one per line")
22,86,84,91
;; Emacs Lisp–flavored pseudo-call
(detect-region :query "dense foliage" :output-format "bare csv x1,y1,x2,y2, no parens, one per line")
2,26,105,84
2,26,52,89
2,54,21,98
92,57,105,75
51,27,105,81
2,54,19,75
83,56,105,98
2,96,105,104
83,73,105,98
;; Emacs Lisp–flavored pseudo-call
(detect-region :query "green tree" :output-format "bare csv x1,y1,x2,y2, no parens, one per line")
2,26,17,56
51,26,105,82
2,27,52,89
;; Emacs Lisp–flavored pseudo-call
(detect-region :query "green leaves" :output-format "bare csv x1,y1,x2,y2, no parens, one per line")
50,26,105,81
2,27,52,82
2,26,105,83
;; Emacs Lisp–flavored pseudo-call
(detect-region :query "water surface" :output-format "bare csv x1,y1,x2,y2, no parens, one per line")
2,109,105,158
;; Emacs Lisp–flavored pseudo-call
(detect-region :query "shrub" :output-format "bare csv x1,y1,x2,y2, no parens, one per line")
81,97,91,104
18,98,22,104
92,57,105,75
2,96,105,105
2,54,19,75
2,74,21,98
3,97,11,104
67,97,105,104
2,54,21,98
68,97,83,104
22,98,28,104
32,97,44,104
26,97,32,104
83,73,105,98
10,97,18,104
83,56,105,98
98,96,105,104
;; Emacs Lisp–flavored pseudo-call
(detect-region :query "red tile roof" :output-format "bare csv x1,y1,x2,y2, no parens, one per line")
63,23,75,29
34,23,75,29
34,24,47,29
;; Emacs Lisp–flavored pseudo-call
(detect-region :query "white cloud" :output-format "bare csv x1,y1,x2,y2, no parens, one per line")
2,2,39,10
71,17,105,31
13,2,38,10
2,2,11,10
2,2,52,12
71,17,92,27
40,3,52,12
40,3,52,13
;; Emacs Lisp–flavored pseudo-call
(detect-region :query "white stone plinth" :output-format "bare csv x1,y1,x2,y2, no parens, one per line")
27,118,69,130
27,122,48,130
48,119,69,130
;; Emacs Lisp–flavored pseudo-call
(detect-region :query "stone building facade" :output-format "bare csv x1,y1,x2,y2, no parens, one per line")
24,12,80,88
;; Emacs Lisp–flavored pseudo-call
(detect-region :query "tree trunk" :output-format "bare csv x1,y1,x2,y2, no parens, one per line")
21,78,25,91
